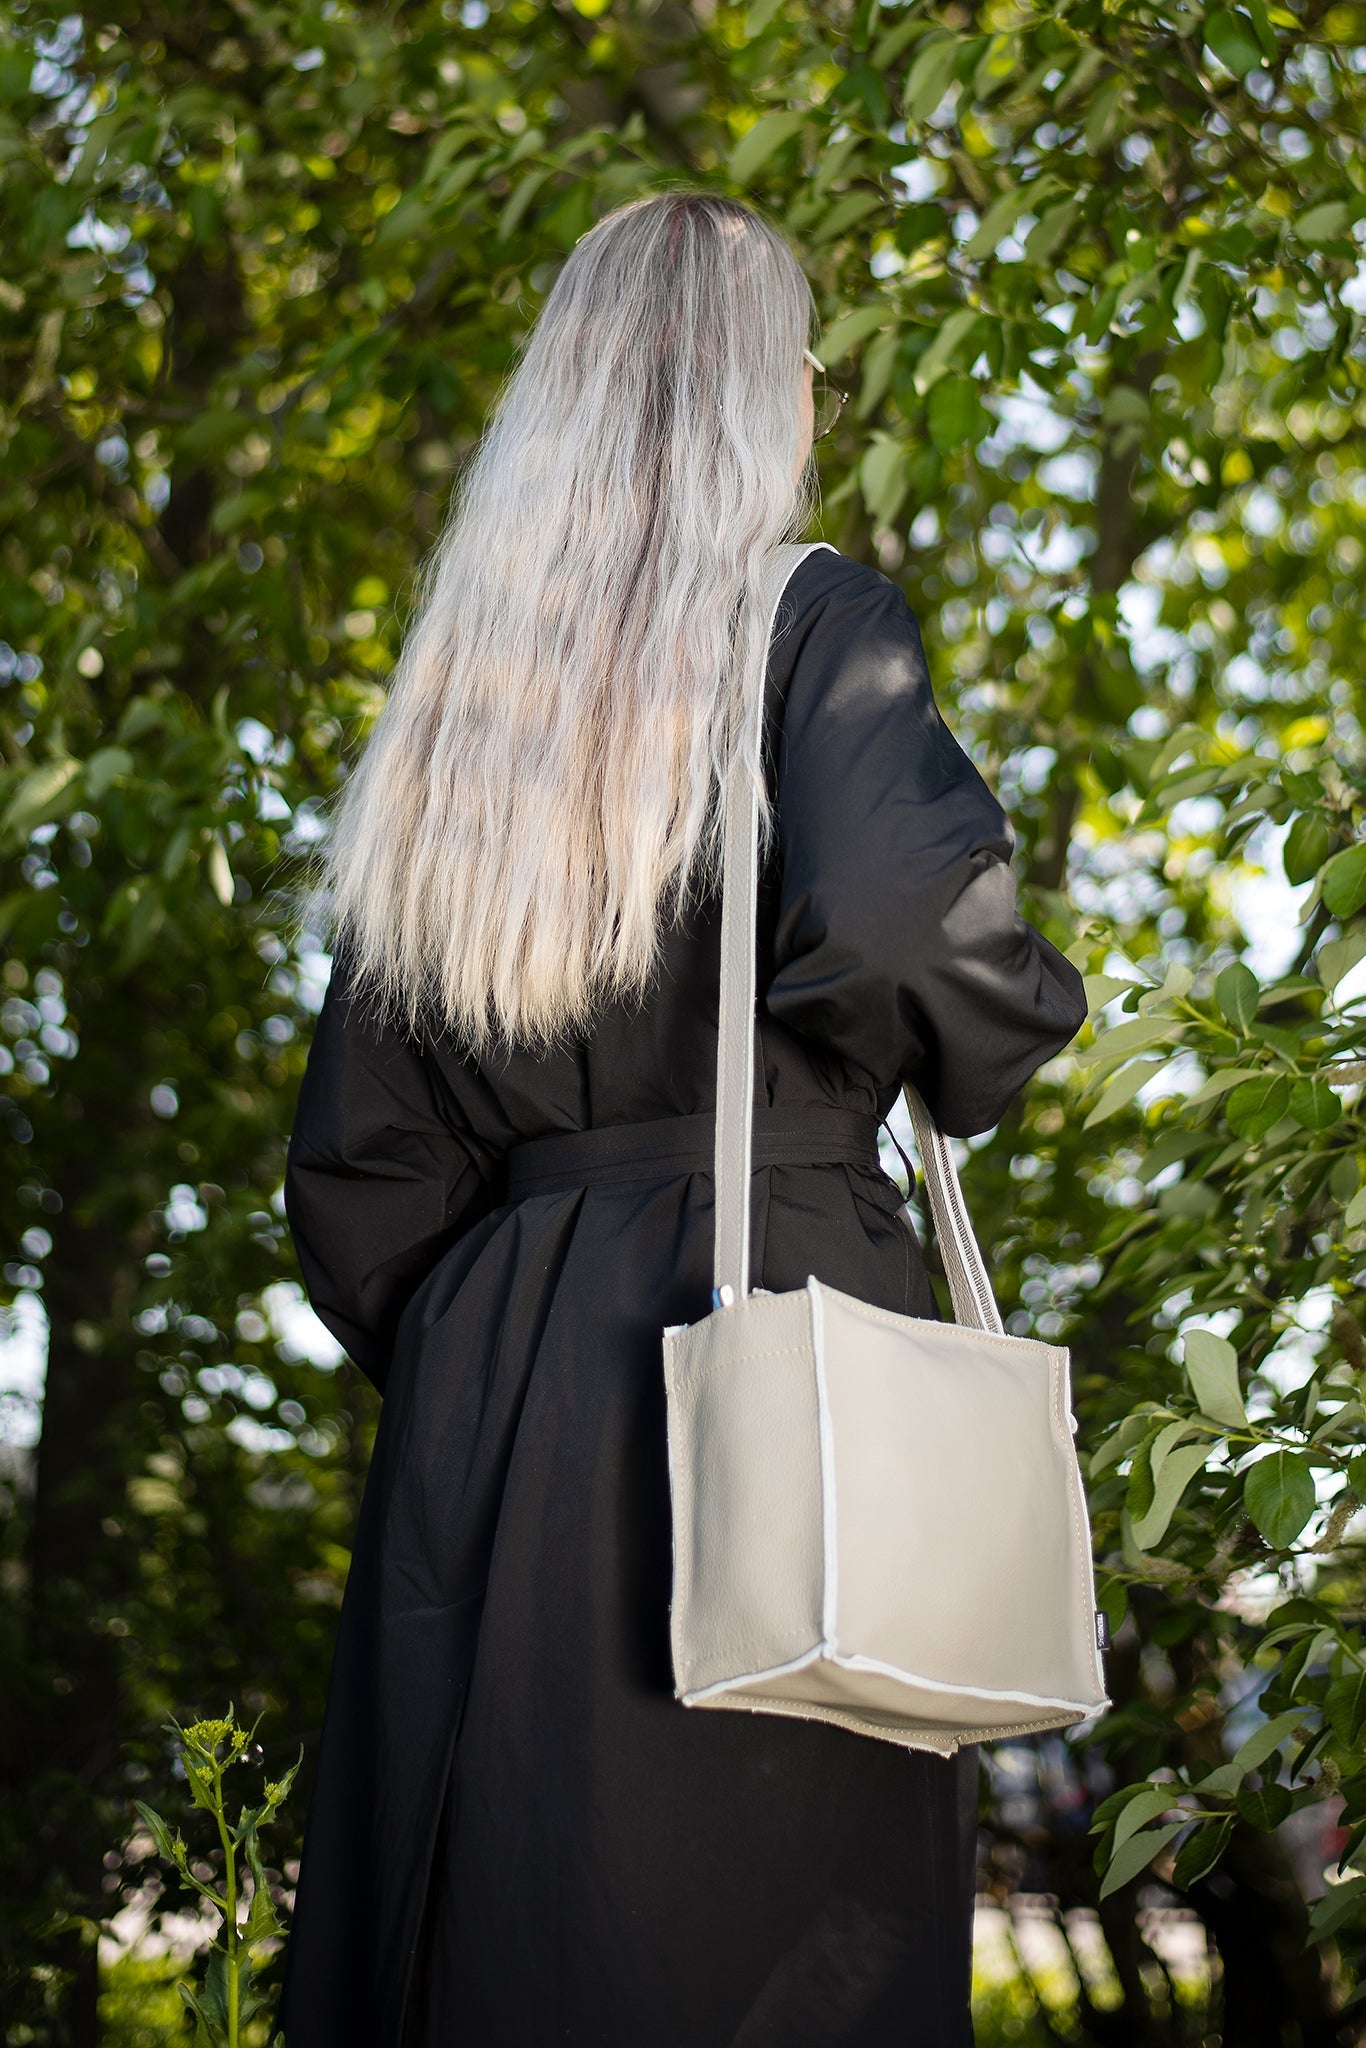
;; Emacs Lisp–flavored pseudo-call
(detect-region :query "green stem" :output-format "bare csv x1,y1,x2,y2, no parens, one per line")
212,1757,239,2048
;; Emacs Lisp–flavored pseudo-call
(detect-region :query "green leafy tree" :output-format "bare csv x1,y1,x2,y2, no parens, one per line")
1,0,1364,2040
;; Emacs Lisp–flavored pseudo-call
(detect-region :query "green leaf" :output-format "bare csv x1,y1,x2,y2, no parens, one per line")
1083,73,1127,154
1076,1016,1184,1069
1,757,81,839
817,304,889,367
202,1949,232,2024
1289,1078,1342,1133
742,0,786,34
1318,934,1366,994
727,110,807,186
1083,974,1140,1013
1283,813,1336,885
1296,201,1352,247
1195,1761,1246,1796
872,10,928,65
1171,1812,1234,1889
1182,1329,1247,1430
1236,1781,1293,1830
926,375,989,452
912,307,982,394
207,834,234,908
1098,1819,1187,1900
374,191,433,248
1225,1074,1290,1140
1323,847,1366,920
178,1984,216,2048
85,745,134,801
1130,1441,1209,1550
858,436,909,527
1244,1450,1316,1548
1126,1430,1159,1523
1215,961,1260,1029
1091,1776,1169,1833
1089,1411,1156,1479
856,329,900,419
178,407,256,460
1083,1057,1164,1128
810,190,882,244
1204,8,1265,76
1307,1873,1366,1942
1244,0,1278,56
1185,1066,1265,1105
498,165,551,241
1023,199,1081,266
961,187,1033,261
133,1801,182,1867
1112,1783,1181,1849
904,33,961,124
1325,1672,1366,1747
1231,1708,1309,1775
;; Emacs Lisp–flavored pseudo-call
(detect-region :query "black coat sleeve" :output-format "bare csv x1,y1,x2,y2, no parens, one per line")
284,949,495,1393
765,559,1087,1139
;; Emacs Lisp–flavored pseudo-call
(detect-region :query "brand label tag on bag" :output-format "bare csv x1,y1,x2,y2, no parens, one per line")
1095,1610,1111,1651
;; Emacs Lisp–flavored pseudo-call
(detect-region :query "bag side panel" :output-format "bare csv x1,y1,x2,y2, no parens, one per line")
663,1288,824,1696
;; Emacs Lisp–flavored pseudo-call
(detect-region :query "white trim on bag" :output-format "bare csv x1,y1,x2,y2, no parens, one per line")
682,1646,1106,1718
682,1645,825,1704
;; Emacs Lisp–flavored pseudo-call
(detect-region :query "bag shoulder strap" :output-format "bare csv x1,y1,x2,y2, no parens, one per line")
713,543,1006,1339
714,542,831,1303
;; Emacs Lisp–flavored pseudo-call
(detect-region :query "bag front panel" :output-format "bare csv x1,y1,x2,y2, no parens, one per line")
813,1282,1107,1709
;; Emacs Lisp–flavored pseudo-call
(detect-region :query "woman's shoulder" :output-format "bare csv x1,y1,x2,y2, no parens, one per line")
786,543,912,609
771,545,930,708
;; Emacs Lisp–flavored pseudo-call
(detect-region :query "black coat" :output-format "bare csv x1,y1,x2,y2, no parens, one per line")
276,548,1088,2047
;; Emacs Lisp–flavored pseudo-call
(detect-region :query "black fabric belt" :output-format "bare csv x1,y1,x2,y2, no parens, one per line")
503,1103,886,1200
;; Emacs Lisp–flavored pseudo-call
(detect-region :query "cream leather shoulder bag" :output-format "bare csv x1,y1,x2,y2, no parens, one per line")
662,542,1111,1756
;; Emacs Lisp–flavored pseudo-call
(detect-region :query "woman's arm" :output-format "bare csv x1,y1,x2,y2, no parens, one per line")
284,946,496,1392
766,557,1087,1139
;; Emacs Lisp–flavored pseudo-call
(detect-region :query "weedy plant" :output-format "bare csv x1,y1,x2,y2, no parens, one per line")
134,1708,298,2047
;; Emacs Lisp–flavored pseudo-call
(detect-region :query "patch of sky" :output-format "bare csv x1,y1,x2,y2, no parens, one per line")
1229,817,1311,979
908,506,940,549
1118,579,1189,674
1247,1285,1335,1407
226,1415,297,1455
165,1184,208,1233
229,709,273,762
262,1277,344,1370
1135,1049,1206,1114
1037,450,1096,501
295,947,333,1016
1024,522,1093,574
1166,795,1225,839
1223,651,1270,699
67,211,130,256
989,375,1071,454
0,1292,47,1449
1241,487,1283,538
258,786,292,823
283,802,329,859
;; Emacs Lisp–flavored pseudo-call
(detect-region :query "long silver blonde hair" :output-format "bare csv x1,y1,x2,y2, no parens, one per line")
320,189,818,1056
